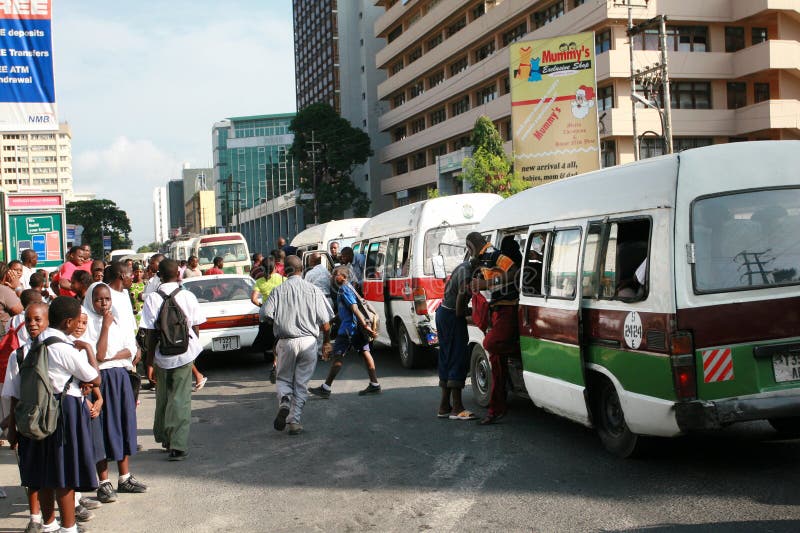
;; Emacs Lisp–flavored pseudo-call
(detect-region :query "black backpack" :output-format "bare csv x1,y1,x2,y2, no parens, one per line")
156,288,189,356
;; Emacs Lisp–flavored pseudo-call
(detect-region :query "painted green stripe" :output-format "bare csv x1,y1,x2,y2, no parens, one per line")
520,336,584,386
585,346,676,401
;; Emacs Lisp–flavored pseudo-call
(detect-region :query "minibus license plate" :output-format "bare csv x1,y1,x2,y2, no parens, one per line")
773,353,800,383
213,336,240,352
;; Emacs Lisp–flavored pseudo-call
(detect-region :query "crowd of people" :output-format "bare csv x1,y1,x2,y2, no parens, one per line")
0,229,522,532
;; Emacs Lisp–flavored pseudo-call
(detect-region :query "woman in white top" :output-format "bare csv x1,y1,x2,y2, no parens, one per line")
81,283,148,502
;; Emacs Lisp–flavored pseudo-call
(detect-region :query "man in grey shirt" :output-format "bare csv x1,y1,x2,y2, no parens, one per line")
263,255,334,435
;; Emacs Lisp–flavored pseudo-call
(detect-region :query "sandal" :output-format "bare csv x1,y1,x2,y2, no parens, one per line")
193,376,208,392
449,410,477,421
478,412,506,425
437,411,451,418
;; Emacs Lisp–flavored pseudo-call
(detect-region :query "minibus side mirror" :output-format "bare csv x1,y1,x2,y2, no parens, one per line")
432,255,447,280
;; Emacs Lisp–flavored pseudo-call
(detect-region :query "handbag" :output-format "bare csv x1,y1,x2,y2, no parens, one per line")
471,291,490,332
127,369,142,402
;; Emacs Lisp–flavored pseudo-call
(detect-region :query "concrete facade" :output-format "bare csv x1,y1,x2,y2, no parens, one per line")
0,122,73,199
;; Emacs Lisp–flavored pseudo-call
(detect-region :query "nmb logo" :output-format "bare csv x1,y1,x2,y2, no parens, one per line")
0,0,50,19
28,113,53,124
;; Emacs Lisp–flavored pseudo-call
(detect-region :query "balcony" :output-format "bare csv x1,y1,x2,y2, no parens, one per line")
735,99,800,134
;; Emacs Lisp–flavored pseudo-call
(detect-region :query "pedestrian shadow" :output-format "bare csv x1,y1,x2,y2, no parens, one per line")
607,520,800,532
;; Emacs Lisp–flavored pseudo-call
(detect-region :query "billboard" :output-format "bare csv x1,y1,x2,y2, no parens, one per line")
510,32,600,185
0,0,56,130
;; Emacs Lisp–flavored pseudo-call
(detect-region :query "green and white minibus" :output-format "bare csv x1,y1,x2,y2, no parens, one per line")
469,141,800,456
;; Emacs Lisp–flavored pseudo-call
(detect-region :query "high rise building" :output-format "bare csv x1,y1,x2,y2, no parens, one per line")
293,0,392,214
211,113,303,252
153,186,169,244
373,0,800,206
0,122,73,198
166,179,185,235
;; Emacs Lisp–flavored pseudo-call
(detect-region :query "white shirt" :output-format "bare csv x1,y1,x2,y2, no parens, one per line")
304,264,331,297
6,328,98,399
143,275,162,296
2,340,30,399
20,265,34,290
93,319,136,371
140,281,206,369
110,286,138,339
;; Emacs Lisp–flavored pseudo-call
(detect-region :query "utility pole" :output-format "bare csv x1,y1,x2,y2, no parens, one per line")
658,15,674,155
626,1,640,161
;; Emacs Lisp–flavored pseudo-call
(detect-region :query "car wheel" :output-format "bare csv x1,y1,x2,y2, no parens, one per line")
768,416,800,437
594,378,640,458
397,321,419,369
470,344,491,408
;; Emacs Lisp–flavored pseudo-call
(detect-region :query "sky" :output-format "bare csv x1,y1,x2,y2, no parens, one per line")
53,1,297,248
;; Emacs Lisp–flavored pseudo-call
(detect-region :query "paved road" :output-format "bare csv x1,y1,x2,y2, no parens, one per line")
1,347,799,532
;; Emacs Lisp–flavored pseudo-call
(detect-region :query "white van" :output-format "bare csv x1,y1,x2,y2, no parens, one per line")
467,141,800,456
291,218,369,271
356,193,502,368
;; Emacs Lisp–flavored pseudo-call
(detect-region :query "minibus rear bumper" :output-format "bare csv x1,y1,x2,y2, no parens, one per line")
675,389,800,431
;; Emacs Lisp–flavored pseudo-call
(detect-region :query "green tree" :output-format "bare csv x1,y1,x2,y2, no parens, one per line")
460,116,529,198
290,103,371,222
137,242,161,253
66,199,132,253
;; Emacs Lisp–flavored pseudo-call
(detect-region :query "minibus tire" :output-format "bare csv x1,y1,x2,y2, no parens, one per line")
470,344,491,408
595,379,639,458
397,322,420,369
768,416,800,437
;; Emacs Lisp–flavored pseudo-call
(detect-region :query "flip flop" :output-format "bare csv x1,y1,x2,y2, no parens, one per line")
437,411,450,418
449,410,478,421
193,376,208,392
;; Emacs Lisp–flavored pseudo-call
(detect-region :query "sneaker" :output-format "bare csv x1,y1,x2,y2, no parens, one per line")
96,480,117,504
274,396,290,431
75,504,95,522
118,474,148,493
287,422,303,435
168,449,189,461
269,366,276,384
309,385,330,399
79,497,101,510
358,383,382,396
24,521,43,533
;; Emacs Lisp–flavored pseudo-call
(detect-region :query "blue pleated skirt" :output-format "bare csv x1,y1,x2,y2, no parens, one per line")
18,394,99,491
99,367,138,461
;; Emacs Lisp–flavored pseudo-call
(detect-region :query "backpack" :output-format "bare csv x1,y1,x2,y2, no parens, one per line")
156,288,190,356
14,337,68,440
355,294,380,343
0,321,24,382
471,291,491,332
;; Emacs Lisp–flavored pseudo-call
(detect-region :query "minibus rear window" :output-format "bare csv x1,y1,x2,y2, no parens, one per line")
692,187,800,293
423,224,475,275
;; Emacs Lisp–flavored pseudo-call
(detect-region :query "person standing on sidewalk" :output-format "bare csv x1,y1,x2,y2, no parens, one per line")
263,255,334,436
141,259,206,461
309,266,381,399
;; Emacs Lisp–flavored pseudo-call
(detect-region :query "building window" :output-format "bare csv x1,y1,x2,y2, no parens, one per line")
390,61,404,76
752,27,768,45
533,1,564,29
476,84,497,105
502,76,510,94
640,137,665,159
388,25,403,43
408,46,422,63
410,80,424,98
502,22,527,47
675,138,712,152
427,33,443,50
754,82,770,103
597,85,614,111
672,81,711,109
449,56,468,76
474,40,495,62
431,144,447,159
412,152,427,170
410,117,426,134
727,82,747,109
454,135,471,149
394,159,408,175
451,96,470,116
725,27,745,53
393,126,407,142
595,29,611,54
635,26,708,52
393,93,406,108
428,70,444,88
446,16,466,37
601,140,616,168
430,107,446,125
472,3,485,19
572,0,585,6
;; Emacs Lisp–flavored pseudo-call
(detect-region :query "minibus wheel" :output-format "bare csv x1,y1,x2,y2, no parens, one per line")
470,344,491,408
595,379,639,458
768,416,800,437
397,322,420,369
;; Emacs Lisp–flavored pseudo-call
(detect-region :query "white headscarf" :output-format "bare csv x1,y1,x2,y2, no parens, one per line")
80,282,120,349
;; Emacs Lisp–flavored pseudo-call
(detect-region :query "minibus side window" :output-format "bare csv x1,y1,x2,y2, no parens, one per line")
365,241,387,279
582,224,603,298
548,229,582,299
386,236,410,278
600,219,651,301
522,232,548,296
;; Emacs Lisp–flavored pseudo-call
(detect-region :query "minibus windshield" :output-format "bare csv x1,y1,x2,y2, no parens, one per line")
692,187,800,292
423,224,475,275
198,242,248,265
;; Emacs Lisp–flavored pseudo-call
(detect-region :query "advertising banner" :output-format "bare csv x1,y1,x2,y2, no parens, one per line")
0,0,57,131
510,31,600,185
7,211,63,267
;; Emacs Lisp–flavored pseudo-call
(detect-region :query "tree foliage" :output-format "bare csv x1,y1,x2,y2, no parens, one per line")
66,199,132,253
290,103,372,222
460,116,529,198
137,242,160,253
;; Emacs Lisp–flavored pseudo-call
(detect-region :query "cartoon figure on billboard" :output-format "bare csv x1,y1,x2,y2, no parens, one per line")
571,85,595,119
515,46,532,79
528,57,542,82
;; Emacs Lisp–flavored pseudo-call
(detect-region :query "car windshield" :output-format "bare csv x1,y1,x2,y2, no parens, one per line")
692,187,800,292
197,242,248,265
183,277,253,303
423,224,475,275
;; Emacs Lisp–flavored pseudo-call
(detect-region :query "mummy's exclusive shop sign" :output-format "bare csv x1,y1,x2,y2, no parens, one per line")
509,32,600,185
